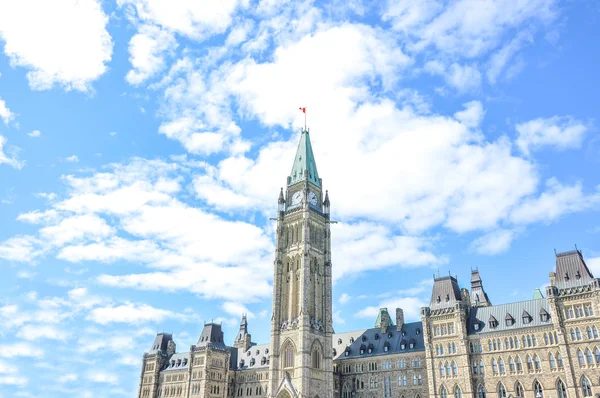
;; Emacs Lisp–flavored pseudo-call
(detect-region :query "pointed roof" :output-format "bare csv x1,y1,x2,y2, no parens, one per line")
374,308,394,328
288,129,320,187
470,269,492,307
554,249,595,290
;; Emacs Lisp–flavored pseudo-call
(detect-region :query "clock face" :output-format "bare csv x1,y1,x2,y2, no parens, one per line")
291,191,303,205
308,191,318,206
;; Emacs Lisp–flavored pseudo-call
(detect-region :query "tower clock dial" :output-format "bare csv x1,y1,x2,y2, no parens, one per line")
291,191,303,205
308,191,318,206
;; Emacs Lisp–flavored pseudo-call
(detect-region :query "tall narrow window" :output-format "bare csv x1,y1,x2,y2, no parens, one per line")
478,385,486,398
452,361,457,375
549,354,556,369
455,386,462,398
557,380,567,398
534,355,541,370
534,381,543,398
492,359,498,373
577,329,582,341
509,357,515,372
586,348,593,365
578,350,585,365
499,359,505,373
527,355,533,371
498,383,506,398
479,360,485,374
283,343,294,369
441,386,448,398
581,377,592,397
557,353,564,368
515,382,524,398
571,329,576,341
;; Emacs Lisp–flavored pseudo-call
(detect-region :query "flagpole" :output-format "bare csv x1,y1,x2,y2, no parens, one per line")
304,110,307,131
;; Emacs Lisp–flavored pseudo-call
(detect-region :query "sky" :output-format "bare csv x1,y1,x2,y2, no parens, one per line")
0,0,599,396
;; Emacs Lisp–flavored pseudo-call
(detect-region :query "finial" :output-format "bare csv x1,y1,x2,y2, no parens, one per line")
554,248,557,255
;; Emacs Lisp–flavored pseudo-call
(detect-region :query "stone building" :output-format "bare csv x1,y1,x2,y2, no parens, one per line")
137,129,600,398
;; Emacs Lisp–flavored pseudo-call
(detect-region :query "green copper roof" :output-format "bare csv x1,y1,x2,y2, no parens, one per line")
374,308,394,328
533,288,545,299
288,129,320,187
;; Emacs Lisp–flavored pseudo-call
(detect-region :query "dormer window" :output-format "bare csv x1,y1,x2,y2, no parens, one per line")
446,294,450,302
171,360,175,367
256,350,260,355
247,351,251,356
416,329,421,335
489,316,498,329
437,296,441,303
183,359,187,366
265,348,269,354
375,333,379,340
337,339,342,345
474,323,480,331
333,349,337,356
409,339,415,349
540,309,550,322
388,332,393,339
505,313,515,326
362,335,367,342
368,344,373,354
261,357,266,365
565,272,570,281
522,311,532,324
383,342,390,352
576,270,581,279
360,344,366,355
345,348,350,357
250,358,255,366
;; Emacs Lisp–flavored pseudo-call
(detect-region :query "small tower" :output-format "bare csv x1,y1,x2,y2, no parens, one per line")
470,269,491,307
234,314,252,352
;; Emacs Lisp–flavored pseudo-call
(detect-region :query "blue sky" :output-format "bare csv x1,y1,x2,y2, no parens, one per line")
1,0,600,396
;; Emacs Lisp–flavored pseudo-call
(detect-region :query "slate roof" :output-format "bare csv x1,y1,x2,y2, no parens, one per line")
471,270,491,306
429,276,462,310
236,343,270,370
288,129,320,187
333,322,424,360
554,250,595,290
195,323,227,350
468,298,552,335
161,352,190,372
148,333,173,354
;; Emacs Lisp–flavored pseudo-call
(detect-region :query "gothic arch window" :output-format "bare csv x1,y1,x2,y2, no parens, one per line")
586,348,594,364
557,379,567,398
549,353,556,369
595,348,600,363
478,385,486,398
534,380,544,398
440,386,448,398
439,362,445,377
446,362,451,376
578,350,585,365
557,353,564,368
454,386,462,398
594,327,599,338
479,360,485,374
577,328,582,341
492,359,498,373
498,383,507,398
581,376,592,397
282,341,295,369
311,341,322,369
534,355,541,370
571,329,577,341
544,333,549,345
588,327,593,339
527,355,533,371
452,361,458,375
515,382,524,398
499,358,505,373
509,357,515,372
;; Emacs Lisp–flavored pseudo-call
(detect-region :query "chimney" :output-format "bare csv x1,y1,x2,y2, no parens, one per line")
396,308,404,331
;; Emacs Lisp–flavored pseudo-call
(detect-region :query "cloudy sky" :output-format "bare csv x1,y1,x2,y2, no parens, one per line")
0,0,599,396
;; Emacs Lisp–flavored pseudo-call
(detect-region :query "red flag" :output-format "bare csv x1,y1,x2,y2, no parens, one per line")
299,107,306,113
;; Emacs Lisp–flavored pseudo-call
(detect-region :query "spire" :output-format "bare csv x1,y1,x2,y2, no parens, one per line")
288,129,320,187
470,269,491,307
278,188,285,212
323,190,330,215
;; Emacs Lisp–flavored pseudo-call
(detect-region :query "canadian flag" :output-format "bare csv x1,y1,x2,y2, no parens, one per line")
299,107,306,113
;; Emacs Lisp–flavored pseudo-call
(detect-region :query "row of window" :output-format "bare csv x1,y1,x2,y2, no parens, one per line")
473,354,557,375
235,386,267,397
237,373,268,382
436,343,457,355
478,310,550,331
571,326,599,341
439,361,458,377
433,323,455,337
487,334,539,351
239,357,269,367
163,374,186,383
565,303,594,319
464,376,593,398
577,348,600,366
336,358,422,374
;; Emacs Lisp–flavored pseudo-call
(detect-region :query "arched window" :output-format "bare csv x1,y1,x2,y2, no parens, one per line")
446,362,451,376
515,382,524,398
510,337,514,348
544,333,549,345
534,355,541,370
283,342,294,368
452,361,457,375
588,327,593,339
557,379,567,398
549,354,556,369
586,348,594,365
499,358,505,373
557,353,564,368
492,359,498,373
571,329,577,341
577,329,582,341
479,360,485,374
455,386,462,398
578,350,585,365
532,335,537,346
498,383,507,398
594,327,599,338
515,337,519,349
478,385,486,398
311,345,322,369
473,362,478,375
581,377,592,397
440,363,445,377
441,386,448,398
509,357,515,372
527,355,533,371
527,336,532,347
595,348,600,363
534,380,544,398
549,333,554,344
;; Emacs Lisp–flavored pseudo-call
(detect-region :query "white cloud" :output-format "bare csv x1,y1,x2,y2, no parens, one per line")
0,136,24,169
39,214,114,246
58,373,78,383
487,31,533,84
0,375,27,386
454,101,485,129
338,293,351,305
222,302,254,319
0,0,113,91
509,178,600,225
17,324,67,341
470,229,518,255
28,129,41,137
65,155,79,163
126,24,177,85
0,343,43,358
86,303,186,325
587,257,600,276
0,97,15,124
425,62,481,92
515,116,588,156
86,371,118,385
0,235,40,262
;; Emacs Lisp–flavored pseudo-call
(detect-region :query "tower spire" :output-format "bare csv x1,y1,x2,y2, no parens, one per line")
288,129,320,187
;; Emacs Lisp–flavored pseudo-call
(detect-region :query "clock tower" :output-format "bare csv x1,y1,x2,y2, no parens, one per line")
269,128,333,398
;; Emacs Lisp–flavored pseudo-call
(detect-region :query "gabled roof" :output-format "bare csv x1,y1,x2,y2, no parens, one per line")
429,276,462,310
374,308,394,328
161,352,190,372
195,323,227,350
288,129,320,187
333,322,424,360
468,298,551,335
236,343,270,370
148,333,172,354
554,249,595,290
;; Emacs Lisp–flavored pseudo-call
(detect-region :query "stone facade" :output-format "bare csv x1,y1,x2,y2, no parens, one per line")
137,129,600,398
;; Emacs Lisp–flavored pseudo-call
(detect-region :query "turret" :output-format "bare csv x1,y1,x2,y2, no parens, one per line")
470,269,491,307
323,190,330,216
278,187,285,213
234,314,252,352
